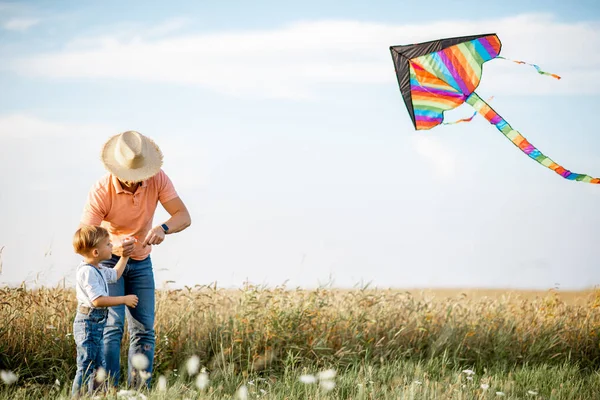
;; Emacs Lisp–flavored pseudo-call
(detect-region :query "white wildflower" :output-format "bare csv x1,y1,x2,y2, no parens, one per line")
236,385,249,400
496,392,505,397
95,367,106,383
0,370,18,385
54,379,60,386
247,380,255,386
260,389,266,394
186,355,200,376
116,389,137,397
158,375,167,391
196,371,209,390
481,383,489,390
139,370,151,382
462,369,475,376
317,369,336,380
467,376,473,381
414,380,422,385
320,379,336,392
131,353,149,370
299,374,317,384
527,390,538,396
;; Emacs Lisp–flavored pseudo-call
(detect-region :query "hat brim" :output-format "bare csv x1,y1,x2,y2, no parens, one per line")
101,133,163,182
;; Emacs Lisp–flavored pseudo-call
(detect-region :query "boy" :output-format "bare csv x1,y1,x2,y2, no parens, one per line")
71,225,138,397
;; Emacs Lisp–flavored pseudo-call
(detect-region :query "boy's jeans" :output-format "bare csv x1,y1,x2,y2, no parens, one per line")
71,308,109,397
100,255,155,388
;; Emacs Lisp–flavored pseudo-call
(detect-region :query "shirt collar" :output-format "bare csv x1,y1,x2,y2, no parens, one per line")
111,175,146,194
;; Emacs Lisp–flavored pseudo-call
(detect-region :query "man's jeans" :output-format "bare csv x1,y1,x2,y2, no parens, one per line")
71,308,109,397
100,255,155,388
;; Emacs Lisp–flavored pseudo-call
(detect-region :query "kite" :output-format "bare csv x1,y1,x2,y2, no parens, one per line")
389,33,599,183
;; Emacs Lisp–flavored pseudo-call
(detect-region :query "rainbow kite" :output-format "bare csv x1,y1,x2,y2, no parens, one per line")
389,33,599,184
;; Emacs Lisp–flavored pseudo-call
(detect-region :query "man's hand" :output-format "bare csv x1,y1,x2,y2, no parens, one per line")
142,226,166,248
113,239,135,257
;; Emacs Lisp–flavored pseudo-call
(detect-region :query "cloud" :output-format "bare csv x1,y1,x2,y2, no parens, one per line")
0,113,109,139
6,13,600,99
0,115,109,204
412,136,457,179
3,17,39,31
0,113,206,191
145,17,190,37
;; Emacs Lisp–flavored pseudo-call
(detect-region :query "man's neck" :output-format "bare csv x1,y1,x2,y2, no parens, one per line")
119,180,141,194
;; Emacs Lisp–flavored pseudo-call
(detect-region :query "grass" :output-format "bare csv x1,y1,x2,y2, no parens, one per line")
2,358,599,399
0,283,599,399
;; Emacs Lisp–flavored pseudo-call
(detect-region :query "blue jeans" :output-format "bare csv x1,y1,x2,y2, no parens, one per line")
100,255,155,388
71,308,108,397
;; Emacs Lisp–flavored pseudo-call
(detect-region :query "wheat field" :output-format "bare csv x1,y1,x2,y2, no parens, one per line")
0,284,599,399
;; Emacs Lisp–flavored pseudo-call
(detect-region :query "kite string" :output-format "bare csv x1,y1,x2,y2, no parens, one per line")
496,56,561,80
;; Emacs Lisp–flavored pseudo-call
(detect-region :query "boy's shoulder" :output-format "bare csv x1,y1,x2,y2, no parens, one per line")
98,265,117,280
76,262,94,272
97,265,112,274
75,263,99,280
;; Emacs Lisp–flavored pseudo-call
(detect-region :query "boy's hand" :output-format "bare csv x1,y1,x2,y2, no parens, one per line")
124,295,139,308
113,238,135,257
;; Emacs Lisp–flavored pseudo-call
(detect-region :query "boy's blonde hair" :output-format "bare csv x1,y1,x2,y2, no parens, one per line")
73,225,109,255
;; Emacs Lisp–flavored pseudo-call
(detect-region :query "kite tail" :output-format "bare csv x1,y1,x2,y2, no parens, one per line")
442,112,477,125
443,96,494,125
466,92,600,183
497,56,561,80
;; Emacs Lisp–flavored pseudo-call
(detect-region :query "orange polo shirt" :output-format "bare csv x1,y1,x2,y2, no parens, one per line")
80,169,179,260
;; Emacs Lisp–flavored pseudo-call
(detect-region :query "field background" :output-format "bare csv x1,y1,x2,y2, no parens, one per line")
0,284,599,399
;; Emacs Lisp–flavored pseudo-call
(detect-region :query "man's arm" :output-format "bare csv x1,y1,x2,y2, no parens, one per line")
142,197,191,247
161,197,192,234
80,181,108,227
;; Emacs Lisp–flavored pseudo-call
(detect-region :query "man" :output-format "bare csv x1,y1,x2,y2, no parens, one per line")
80,130,191,388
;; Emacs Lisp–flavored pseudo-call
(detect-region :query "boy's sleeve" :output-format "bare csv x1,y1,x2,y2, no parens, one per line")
157,170,179,204
80,267,105,302
101,267,118,284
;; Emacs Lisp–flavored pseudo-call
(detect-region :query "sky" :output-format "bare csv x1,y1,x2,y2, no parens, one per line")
1,0,599,291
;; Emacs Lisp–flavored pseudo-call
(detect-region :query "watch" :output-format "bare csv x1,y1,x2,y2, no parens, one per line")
160,223,169,233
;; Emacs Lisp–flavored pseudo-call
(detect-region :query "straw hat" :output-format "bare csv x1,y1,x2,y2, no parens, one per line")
101,131,163,182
